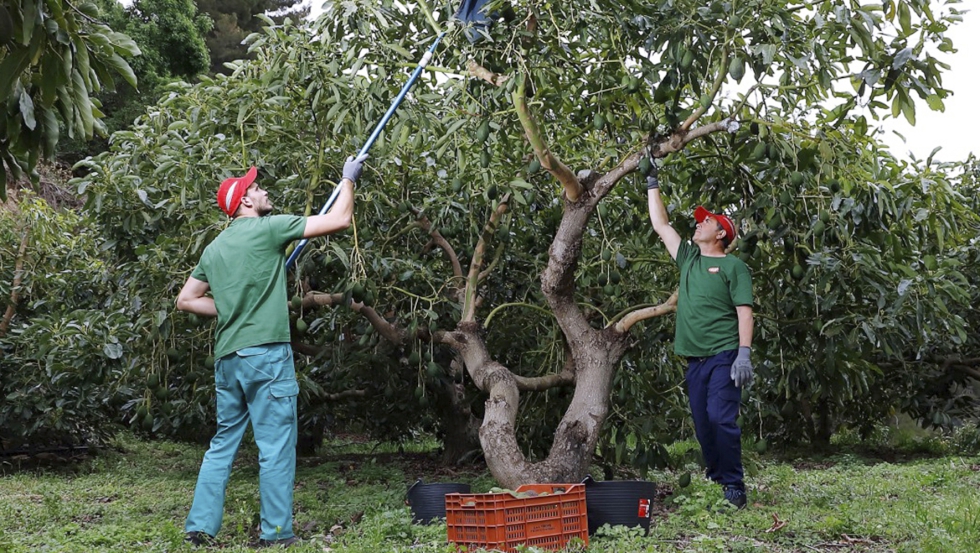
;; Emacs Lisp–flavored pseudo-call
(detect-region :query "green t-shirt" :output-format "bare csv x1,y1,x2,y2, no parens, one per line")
191,215,306,358
673,241,753,358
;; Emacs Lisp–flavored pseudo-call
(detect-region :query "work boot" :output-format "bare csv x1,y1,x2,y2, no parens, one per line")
255,536,301,549
723,485,747,510
185,531,215,546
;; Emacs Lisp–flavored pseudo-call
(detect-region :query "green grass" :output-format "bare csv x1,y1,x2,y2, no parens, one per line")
1,434,978,553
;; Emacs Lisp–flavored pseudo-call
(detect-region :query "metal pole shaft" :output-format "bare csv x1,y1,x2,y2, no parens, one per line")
286,33,446,270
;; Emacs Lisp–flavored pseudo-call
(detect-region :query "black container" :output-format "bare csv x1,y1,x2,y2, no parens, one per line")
581,475,658,535
406,479,471,524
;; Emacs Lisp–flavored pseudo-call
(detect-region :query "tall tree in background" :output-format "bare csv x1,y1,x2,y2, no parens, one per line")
58,0,212,165
0,0,140,200
196,0,308,74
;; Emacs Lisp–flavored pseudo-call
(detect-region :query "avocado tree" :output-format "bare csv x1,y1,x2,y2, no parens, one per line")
0,0,141,199
63,0,977,488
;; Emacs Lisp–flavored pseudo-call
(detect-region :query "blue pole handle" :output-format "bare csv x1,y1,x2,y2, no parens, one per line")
286,33,446,270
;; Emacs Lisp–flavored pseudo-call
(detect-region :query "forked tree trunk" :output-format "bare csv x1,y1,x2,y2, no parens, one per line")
440,192,636,488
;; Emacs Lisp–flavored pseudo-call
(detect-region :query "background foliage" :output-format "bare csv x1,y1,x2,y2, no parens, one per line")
0,1,978,477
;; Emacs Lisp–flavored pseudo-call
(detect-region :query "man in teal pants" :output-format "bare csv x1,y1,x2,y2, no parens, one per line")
176,154,367,547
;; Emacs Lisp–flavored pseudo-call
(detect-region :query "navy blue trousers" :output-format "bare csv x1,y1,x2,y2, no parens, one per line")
686,349,744,488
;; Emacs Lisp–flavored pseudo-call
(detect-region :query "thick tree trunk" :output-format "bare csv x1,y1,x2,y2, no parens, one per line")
440,368,482,465
440,189,635,488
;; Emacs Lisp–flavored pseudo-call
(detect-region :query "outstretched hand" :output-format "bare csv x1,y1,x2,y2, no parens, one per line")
342,153,369,183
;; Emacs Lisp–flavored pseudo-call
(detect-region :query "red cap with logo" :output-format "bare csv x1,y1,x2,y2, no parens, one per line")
694,206,736,243
217,167,257,217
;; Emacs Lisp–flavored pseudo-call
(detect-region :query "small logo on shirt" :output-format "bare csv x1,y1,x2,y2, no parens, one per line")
707,267,720,274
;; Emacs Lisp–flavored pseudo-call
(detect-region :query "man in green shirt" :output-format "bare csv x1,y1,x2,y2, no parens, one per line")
644,162,754,509
176,154,367,547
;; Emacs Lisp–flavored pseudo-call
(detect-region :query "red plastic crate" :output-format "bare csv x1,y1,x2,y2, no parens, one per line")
445,483,589,552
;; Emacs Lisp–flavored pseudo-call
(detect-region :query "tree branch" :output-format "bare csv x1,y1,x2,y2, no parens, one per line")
325,389,367,401
462,194,510,322
422,223,463,280
301,292,405,344
511,74,582,201
680,48,730,132
613,292,678,333
654,119,736,158
0,227,30,339
513,356,575,391
291,340,324,357
477,243,505,283
466,59,510,87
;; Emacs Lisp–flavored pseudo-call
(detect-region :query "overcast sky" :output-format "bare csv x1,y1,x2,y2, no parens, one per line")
876,6,978,163
301,2,975,163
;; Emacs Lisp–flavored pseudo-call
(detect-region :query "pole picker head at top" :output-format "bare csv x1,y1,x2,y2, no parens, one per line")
455,0,493,43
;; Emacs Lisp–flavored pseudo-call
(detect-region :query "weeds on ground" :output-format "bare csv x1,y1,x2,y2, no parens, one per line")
0,429,978,552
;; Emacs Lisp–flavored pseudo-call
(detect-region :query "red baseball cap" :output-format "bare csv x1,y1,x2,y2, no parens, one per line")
694,206,736,243
217,167,257,217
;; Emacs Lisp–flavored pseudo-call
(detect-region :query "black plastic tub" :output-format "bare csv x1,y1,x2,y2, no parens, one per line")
581,475,658,535
406,479,471,524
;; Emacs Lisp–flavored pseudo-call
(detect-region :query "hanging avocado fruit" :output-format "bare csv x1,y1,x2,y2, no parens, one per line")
729,56,745,81
351,282,366,302
295,319,308,334
593,112,606,131
476,119,490,142
791,264,805,280
680,49,694,69
528,157,541,174
426,361,442,378
790,171,804,187
481,149,492,169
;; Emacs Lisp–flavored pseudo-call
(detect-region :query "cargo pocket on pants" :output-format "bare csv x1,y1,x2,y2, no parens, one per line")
266,379,299,427
270,379,299,400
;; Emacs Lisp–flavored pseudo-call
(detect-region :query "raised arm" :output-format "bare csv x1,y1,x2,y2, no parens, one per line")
645,166,681,259
303,154,367,238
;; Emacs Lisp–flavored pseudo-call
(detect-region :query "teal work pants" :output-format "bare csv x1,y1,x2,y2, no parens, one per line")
185,343,300,541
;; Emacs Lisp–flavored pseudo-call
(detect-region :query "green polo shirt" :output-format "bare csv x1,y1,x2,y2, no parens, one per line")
673,241,753,358
191,215,306,359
